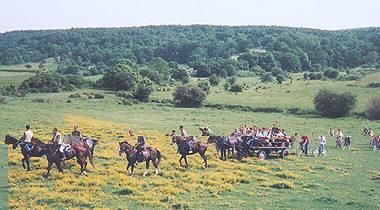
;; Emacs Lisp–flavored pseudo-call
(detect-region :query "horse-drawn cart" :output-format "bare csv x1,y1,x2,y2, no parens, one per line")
238,137,294,160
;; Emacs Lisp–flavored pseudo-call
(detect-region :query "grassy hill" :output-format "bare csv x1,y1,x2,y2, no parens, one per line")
1,69,380,209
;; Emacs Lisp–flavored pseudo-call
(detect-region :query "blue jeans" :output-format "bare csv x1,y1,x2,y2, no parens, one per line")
20,142,32,153
304,143,309,154
319,144,325,154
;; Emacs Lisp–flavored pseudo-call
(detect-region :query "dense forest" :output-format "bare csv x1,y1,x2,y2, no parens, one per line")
1,25,379,77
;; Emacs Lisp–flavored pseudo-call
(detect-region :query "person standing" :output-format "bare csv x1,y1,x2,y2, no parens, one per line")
329,128,335,137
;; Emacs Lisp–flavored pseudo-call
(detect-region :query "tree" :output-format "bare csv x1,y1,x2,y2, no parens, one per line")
313,89,357,118
278,53,301,72
148,57,172,79
98,59,140,91
209,74,220,86
324,68,339,79
172,85,207,108
366,96,380,120
261,73,273,82
134,79,153,102
276,75,285,84
171,68,190,83
197,80,210,94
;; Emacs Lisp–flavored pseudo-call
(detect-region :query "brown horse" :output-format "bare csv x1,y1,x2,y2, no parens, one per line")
41,136,94,177
4,135,46,171
119,141,161,176
170,136,208,168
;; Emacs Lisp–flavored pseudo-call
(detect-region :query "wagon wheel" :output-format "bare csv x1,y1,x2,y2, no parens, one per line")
280,149,289,159
312,148,319,157
258,151,266,160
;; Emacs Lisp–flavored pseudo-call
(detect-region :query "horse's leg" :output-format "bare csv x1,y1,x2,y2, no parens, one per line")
200,151,208,168
77,157,85,175
45,160,53,177
152,158,159,175
184,155,188,168
130,164,135,176
179,155,184,167
56,161,64,173
21,157,26,169
26,157,31,171
143,160,150,176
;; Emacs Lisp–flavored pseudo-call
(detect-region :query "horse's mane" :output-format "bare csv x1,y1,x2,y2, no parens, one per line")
5,135,18,144
120,141,132,147
31,138,45,145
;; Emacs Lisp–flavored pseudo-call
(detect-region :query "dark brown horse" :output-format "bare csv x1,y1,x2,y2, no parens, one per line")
41,136,94,177
170,136,208,168
119,141,161,176
4,135,46,171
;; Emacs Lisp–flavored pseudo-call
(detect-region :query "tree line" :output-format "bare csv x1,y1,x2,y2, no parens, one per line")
1,25,379,77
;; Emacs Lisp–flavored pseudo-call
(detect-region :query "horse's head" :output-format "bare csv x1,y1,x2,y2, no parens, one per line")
170,136,177,145
119,141,133,156
4,135,20,149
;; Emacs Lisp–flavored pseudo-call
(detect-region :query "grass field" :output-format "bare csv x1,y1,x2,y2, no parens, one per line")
1,69,380,209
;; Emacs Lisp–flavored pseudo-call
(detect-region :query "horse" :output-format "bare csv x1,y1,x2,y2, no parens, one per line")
4,135,46,171
118,141,161,176
170,136,208,168
41,136,94,177
207,136,240,160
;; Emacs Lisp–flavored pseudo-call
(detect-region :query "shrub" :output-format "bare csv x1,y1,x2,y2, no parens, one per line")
367,83,380,88
308,72,322,80
366,96,380,120
171,68,190,83
313,89,357,118
25,64,32,68
172,85,207,108
276,75,285,84
121,98,136,106
69,93,81,98
0,97,7,104
260,73,273,82
209,74,220,86
227,77,237,85
197,80,210,94
94,94,105,99
229,84,243,92
223,82,230,91
323,68,339,78
134,83,153,102
32,97,49,103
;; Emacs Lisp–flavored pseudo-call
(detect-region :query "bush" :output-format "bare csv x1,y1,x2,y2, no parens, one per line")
32,97,49,103
171,68,190,83
69,93,81,98
313,89,357,118
25,64,32,68
324,68,339,78
308,72,322,80
276,75,285,84
227,77,237,85
134,83,153,102
197,80,210,94
229,84,243,92
0,97,7,104
366,96,380,120
120,98,138,106
260,73,273,82
367,83,380,88
208,74,220,86
172,85,207,108
94,93,105,99
223,82,230,91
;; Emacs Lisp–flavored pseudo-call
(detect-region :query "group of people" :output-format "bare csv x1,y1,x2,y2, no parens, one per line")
297,134,327,155
363,127,374,136
20,125,83,161
230,124,287,139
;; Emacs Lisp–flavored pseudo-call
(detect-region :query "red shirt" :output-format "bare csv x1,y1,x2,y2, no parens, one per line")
301,136,310,143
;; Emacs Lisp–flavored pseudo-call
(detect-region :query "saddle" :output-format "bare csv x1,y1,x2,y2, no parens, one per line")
64,146,74,157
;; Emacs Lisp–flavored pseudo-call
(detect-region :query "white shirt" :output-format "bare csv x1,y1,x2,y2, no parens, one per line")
53,132,61,143
319,136,326,145
277,132,285,137
24,130,33,143
180,129,187,137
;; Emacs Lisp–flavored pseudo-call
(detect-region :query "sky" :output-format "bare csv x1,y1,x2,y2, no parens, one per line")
1,0,380,32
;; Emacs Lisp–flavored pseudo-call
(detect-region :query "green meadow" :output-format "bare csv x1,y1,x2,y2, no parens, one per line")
1,69,380,209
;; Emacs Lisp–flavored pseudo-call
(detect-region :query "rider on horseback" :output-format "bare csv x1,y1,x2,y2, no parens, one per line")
72,126,82,138
20,125,33,153
180,125,194,153
135,136,146,162
51,128,61,144
58,133,71,162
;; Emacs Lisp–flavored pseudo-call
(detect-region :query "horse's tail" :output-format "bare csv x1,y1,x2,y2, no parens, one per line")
84,143,94,168
91,140,98,156
156,149,162,166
